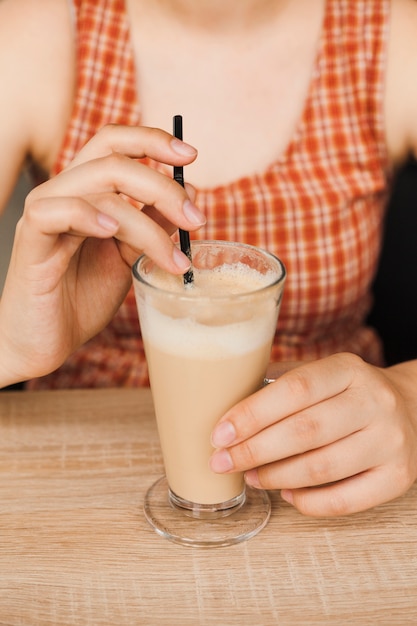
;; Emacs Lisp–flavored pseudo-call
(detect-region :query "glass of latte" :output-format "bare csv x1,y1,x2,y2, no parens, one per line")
132,241,286,547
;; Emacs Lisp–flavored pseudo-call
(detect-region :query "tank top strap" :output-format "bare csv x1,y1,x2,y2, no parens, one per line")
52,0,140,176
319,0,391,167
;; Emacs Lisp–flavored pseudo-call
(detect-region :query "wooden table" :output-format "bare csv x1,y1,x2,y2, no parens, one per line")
1,388,417,625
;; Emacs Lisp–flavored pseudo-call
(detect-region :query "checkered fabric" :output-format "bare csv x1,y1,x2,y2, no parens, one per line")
27,0,392,389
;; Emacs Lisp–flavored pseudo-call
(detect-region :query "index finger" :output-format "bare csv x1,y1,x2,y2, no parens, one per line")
211,353,358,447
67,124,198,170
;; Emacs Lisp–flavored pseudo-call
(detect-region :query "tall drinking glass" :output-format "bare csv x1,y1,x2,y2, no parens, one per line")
132,241,286,547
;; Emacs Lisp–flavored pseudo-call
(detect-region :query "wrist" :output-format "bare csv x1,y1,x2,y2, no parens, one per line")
0,312,25,389
385,359,417,419
0,345,24,389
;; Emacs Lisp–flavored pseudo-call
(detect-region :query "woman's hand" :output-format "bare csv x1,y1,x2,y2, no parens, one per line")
0,124,204,386
210,353,417,516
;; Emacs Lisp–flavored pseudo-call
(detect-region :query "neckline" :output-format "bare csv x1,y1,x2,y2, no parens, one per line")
124,0,329,195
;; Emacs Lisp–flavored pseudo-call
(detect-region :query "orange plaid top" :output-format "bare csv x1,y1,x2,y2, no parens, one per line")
27,0,392,389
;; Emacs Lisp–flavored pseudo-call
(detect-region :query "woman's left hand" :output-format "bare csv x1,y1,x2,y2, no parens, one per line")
210,353,417,516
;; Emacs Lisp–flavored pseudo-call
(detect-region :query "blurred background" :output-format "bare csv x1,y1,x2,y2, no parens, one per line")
0,174,31,292
367,157,417,366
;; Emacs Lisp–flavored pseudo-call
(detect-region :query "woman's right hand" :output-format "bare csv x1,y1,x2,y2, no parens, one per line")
0,124,203,387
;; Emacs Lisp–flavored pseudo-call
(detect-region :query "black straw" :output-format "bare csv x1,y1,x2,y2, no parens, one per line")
173,115,194,285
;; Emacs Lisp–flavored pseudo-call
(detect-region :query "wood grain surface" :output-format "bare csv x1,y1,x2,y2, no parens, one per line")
1,388,417,625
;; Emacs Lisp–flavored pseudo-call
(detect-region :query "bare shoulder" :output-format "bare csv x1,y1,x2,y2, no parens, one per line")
0,0,71,36
0,0,74,175
385,0,417,164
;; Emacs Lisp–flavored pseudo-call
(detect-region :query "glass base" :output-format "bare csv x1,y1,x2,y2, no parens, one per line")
169,486,246,519
143,476,271,548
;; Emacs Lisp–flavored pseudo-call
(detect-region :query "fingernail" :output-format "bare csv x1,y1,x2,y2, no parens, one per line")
210,450,234,473
172,247,191,272
281,490,294,505
171,138,198,157
97,212,119,231
183,200,206,226
211,421,236,448
245,470,261,488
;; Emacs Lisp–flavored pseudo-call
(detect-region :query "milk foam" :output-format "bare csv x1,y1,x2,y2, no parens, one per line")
139,263,278,358
147,262,275,296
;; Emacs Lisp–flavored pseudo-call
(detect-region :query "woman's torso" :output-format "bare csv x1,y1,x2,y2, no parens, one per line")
27,0,392,389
